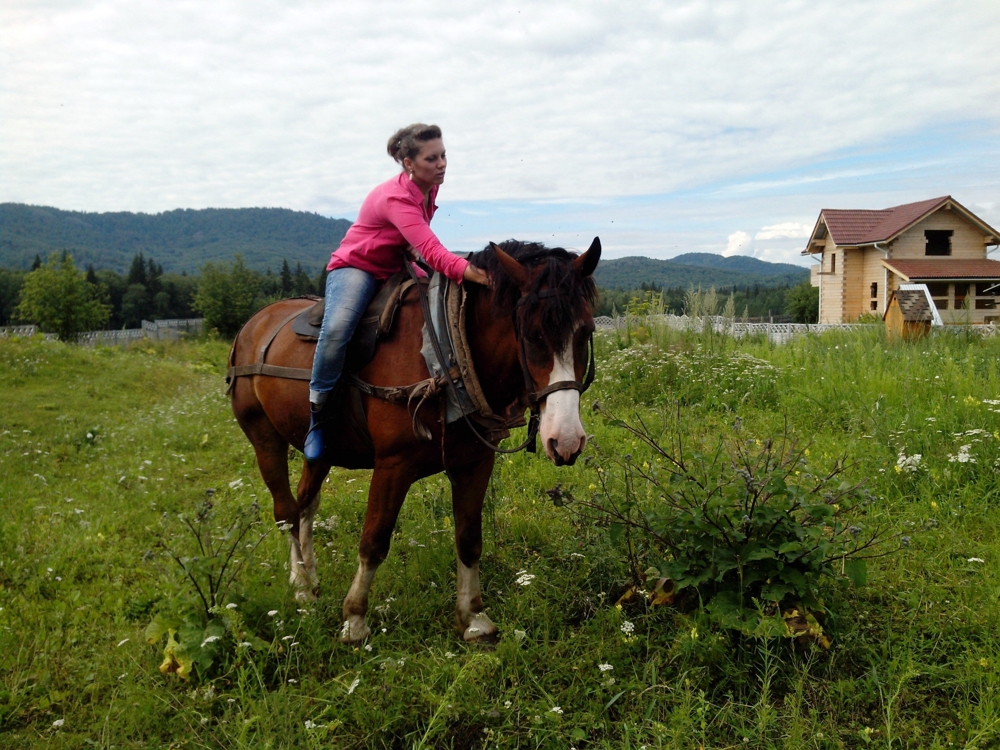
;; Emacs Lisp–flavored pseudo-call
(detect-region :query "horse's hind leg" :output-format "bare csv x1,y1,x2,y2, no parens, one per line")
238,406,323,601
290,459,331,601
449,454,498,642
341,459,417,643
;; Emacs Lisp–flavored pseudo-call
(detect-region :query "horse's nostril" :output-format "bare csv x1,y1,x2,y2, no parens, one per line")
548,438,559,456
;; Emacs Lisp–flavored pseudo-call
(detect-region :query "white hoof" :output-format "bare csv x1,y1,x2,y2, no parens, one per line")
340,616,371,644
462,612,497,642
294,587,318,603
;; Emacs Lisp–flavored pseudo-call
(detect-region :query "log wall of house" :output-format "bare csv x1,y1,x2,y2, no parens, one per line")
890,211,987,259
860,247,888,318
818,237,843,324
842,248,866,321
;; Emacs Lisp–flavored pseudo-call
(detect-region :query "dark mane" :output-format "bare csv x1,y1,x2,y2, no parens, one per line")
470,240,598,347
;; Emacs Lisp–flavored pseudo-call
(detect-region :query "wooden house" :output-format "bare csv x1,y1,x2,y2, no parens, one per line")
883,284,941,341
802,196,1000,324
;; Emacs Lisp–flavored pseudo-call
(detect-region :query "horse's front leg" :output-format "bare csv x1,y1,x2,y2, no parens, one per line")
341,458,416,643
449,453,498,642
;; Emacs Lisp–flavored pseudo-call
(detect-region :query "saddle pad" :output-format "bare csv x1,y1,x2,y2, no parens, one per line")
419,271,478,424
290,298,325,339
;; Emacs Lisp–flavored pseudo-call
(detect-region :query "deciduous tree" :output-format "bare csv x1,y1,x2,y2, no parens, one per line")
15,253,110,340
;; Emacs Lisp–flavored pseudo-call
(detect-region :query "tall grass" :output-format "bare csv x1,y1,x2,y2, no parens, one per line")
2,327,1000,748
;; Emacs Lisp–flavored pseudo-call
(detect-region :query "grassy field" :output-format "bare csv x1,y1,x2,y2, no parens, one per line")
3,324,1000,748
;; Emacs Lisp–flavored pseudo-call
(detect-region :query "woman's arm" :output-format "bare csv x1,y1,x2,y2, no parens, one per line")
385,195,471,283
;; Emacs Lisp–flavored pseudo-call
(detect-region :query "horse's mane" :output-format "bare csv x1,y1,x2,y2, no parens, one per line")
469,240,597,348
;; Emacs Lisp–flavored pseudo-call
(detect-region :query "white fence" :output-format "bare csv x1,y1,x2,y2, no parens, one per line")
595,314,1000,344
0,324,46,339
1,319,204,346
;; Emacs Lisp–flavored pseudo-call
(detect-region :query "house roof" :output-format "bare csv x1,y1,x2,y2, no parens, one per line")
823,197,949,245
886,289,934,322
882,258,1000,281
802,196,1000,254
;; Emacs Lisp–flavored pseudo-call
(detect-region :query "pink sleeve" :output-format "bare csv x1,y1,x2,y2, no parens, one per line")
385,195,469,283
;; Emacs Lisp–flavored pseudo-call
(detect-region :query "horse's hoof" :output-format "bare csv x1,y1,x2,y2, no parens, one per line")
340,617,371,645
294,587,318,603
461,613,498,643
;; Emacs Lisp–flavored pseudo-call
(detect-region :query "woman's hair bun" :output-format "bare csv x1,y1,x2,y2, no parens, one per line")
387,124,442,164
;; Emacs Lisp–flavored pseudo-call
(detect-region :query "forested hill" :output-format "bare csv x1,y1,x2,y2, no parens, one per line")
0,203,351,274
594,254,809,290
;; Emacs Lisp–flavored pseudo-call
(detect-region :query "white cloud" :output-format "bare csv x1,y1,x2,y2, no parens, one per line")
755,222,812,241
724,231,751,257
1,1,999,264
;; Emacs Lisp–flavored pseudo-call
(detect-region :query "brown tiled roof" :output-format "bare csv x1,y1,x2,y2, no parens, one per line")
823,196,949,245
883,259,1000,280
888,289,933,322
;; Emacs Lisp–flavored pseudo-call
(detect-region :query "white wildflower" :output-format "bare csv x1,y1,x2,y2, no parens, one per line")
598,663,614,672
948,445,976,463
550,706,564,714
896,451,922,473
620,620,635,635
267,610,278,617
515,570,536,586
347,676,360,694
225,602,237,610
52,718,65,728
444,651,456,659
200,635,221,647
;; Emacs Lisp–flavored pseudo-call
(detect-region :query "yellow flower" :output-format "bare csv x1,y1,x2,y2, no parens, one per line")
804,448,810,456
588,484,596,490
931,501,938,510
980,658,990,667
895,465,902,474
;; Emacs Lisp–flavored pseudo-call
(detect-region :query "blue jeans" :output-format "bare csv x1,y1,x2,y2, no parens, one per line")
309,267,380,405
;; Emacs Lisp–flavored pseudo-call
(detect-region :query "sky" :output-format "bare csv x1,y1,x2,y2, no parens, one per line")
3,0,1000,267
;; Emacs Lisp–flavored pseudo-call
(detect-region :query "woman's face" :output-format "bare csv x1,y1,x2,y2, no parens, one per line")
405,138,446,190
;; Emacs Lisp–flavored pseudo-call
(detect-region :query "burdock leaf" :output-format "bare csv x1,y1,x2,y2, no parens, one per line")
844,558,868,587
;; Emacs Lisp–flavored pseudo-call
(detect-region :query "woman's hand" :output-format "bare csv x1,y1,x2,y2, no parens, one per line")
463,264,491,287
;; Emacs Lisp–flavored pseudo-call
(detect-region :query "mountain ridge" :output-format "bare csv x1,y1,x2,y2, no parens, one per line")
0,203,809,290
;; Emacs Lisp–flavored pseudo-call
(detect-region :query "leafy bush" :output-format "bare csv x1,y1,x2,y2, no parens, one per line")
567,406,910,637
145,498,271,681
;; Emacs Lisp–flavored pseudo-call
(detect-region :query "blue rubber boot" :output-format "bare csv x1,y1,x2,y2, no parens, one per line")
303,404,325,463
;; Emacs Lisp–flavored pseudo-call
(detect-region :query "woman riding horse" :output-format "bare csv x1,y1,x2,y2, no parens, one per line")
305,123,490,462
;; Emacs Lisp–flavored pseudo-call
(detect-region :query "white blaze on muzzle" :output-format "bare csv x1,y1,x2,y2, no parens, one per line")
539,337,587,463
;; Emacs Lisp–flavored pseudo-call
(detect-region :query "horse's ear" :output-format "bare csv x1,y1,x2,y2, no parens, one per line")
573,237,601,277
491,242,530,288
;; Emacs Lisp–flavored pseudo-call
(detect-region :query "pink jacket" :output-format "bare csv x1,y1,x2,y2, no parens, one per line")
327,172,469,283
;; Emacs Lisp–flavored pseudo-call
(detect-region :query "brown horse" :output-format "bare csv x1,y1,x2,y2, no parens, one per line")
229,238,600,642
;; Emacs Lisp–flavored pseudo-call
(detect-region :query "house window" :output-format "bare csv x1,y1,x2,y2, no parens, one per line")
870,300,878,311
925,230,953,256
975,280,1000,309
927,281,949,310
954,283,969,309
870,282,878,299
831,253,836,273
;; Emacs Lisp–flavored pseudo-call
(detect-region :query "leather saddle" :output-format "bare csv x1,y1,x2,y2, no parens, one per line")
291,272,420,373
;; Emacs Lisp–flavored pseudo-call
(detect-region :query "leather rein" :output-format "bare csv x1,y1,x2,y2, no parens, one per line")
407,262,595,455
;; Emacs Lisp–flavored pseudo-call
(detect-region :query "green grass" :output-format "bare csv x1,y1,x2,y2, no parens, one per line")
3,326,1000,748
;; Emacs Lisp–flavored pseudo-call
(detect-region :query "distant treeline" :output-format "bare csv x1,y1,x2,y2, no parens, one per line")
0,252,328,329
594,282,799,320
0,252,819,331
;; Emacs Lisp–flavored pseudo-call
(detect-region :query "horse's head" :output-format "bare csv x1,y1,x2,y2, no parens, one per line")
486,237,601,466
